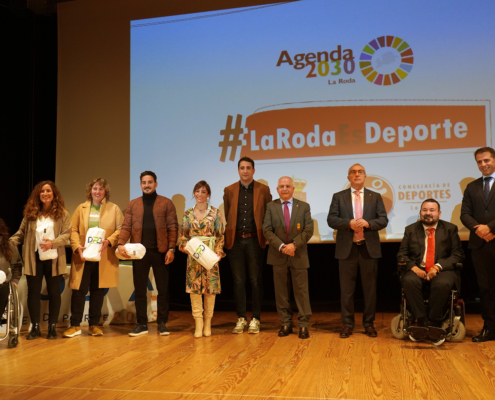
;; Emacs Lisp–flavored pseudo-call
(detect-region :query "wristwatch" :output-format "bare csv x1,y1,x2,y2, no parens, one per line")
168,248,175,253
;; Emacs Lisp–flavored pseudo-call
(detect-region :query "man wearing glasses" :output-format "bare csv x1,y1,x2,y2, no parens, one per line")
327,164,388,338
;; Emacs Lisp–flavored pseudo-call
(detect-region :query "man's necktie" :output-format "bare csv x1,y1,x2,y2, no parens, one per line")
354,191,364,240
484,177,492,201
283,201,290,243
425,228,435,273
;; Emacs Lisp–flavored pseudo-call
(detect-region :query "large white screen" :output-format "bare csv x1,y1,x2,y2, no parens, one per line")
130,0,495,242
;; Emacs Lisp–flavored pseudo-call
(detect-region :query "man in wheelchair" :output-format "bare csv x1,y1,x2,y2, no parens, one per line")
397,198,464,345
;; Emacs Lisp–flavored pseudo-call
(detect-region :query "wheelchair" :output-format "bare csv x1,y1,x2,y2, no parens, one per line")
391,257,466,343
0,272,21,348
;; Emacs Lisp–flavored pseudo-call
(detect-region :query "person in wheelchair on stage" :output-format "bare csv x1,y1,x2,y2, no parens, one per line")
397,198,464,345
0,219,22,322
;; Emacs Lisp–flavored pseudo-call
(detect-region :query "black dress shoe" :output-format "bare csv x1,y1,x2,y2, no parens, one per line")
364,326,377,337
340,326,353,338
47,323,58,340
278,325,293,337
27,323,41,340
472,329,495,342
299,327,310,339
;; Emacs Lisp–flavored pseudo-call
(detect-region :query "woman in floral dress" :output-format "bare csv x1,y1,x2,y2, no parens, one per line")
178,181,225,338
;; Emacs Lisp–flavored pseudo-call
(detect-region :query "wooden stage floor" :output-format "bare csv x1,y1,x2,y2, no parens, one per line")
1,312,494,400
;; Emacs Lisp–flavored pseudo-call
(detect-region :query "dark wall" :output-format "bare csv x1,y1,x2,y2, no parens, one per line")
0,7,57,235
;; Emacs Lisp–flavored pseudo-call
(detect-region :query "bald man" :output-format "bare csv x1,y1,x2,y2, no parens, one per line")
263,177,314,339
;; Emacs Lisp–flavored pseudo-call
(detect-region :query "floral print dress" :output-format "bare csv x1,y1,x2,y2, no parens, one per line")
178,205,225,294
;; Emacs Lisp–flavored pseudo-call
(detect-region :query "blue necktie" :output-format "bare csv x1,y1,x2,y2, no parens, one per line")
484,177,492,201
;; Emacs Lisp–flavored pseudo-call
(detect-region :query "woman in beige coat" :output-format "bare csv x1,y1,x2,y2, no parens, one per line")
10,181,71,340
63,178,123,338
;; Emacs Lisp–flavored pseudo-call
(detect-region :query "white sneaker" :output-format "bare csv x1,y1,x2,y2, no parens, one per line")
432,338,446,346
232,318,247,334
248,318,260,334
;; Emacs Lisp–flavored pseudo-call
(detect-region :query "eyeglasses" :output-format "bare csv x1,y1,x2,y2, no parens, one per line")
348,170,365,175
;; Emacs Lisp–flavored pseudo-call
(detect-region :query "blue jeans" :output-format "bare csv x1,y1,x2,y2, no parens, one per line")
227,236,264,321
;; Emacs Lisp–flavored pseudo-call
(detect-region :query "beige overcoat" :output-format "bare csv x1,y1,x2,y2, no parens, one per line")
70,199,123,290
10,210,71,276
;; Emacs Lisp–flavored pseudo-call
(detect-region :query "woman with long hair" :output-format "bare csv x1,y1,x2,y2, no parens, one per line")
10,181,71,339
178,181,225,338
63,178,123,338
0,219,22,319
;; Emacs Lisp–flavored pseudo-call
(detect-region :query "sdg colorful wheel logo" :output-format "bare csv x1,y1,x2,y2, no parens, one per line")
359,36,413,85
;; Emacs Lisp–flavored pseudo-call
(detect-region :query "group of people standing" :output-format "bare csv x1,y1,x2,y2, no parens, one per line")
2,147,495,344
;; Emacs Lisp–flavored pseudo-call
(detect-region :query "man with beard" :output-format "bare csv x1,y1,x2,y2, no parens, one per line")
118,171,178,336
397,199,464,345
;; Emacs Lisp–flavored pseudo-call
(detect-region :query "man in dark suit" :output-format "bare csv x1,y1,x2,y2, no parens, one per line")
263,176,314,339
398,199,464,345
461,146,495,342
223,156,272,334
327,164,388,338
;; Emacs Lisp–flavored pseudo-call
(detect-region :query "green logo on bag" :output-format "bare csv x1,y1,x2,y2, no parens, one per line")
87,236,103,244
193,244,206,259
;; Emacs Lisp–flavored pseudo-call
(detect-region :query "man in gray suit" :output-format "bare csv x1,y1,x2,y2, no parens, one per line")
263,176,314,339
327,164,388,338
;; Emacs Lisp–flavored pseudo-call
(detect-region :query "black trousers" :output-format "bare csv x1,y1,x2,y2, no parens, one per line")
338,243,378,328
133,249,169,325
402,270,456,321
70,261,105,326
472,242,495,330
227,236,264,321
0,281,9,320
25,253,62,325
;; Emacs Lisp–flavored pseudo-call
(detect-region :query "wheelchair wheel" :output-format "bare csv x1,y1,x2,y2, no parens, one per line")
8,335,18,348
447,321,466,342
391,315,407,339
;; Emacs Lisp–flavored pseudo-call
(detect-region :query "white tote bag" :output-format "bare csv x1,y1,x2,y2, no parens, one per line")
116,243,147,260
82,227,106,262
35,223,58,261
185,236,220,270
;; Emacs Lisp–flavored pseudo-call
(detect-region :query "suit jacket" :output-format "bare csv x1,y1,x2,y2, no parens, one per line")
263,198,314,268
397,219,464,289
70,199,124,290
223,180,272,250
461,177,495,249
327,188,388,259
118,195,178,253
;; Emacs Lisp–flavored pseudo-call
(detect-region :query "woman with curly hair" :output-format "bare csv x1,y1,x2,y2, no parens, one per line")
10,181,71,340
63,178,123,338
0,219,22,319
178,181,225,338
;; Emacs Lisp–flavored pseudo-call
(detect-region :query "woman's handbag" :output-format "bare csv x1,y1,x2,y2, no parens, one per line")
82,227,106,262
185,236,220,270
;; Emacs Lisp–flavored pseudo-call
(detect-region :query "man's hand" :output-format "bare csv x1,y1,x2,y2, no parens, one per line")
411,266,427,279
77,247,87,262
99,239,109,254
165,250,175,265
355,219,370,229
350,219,363,232
484,232,495,242
281,244,296,257
475,224,491,238
40,238,53,251
117,245,131,259
426,267,439,281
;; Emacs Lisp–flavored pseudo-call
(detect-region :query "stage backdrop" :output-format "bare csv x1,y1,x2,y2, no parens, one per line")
130,0,495,241
57,0,495,242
